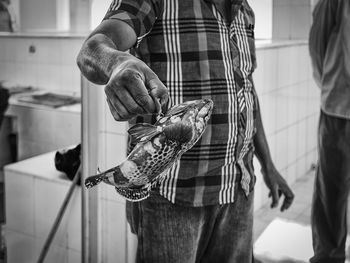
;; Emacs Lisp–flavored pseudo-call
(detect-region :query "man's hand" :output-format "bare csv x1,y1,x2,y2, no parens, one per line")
261,165,294,212
105,55,169,121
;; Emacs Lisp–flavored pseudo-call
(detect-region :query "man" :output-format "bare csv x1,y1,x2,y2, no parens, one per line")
77,0,294,262
309,0,350,262
0,0,16,32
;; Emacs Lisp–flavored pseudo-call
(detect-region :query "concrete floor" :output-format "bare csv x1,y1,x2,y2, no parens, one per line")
253,170,350,263
253,170,315,242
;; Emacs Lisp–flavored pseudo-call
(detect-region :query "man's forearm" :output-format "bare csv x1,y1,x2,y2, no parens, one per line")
76,34,130,85
253,99,274,172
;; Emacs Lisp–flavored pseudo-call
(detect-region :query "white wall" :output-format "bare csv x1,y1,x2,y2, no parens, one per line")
0,36,83,95
19,0,70,32
90,0,111,30
253,42,319,210
249,0,273,39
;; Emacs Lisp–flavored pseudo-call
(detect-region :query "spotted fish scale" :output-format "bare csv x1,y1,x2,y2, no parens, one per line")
84,99,214,201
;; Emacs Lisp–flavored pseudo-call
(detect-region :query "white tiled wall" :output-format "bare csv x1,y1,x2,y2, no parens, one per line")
0,35,84,160
272,0,312,40
253,43,320,210
0,36,84,95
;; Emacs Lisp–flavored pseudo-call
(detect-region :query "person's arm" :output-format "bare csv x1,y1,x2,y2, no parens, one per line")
309,0,339,86
77,15,168,121
253,96,294,212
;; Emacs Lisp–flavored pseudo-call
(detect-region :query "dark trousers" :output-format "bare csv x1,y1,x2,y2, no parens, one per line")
310,111,350,263
126,186,254,263
0,87,9,128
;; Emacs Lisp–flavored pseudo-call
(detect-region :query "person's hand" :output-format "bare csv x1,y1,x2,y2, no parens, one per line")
261,165,294,212
105,55,169,121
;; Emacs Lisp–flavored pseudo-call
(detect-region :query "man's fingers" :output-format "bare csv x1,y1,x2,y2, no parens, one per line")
280,187,295,212
117,69,157,113
106,97,127,121
269,186,280,208
147,78,169,114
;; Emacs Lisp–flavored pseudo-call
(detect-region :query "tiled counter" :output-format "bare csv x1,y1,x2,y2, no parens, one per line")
4,151,81,263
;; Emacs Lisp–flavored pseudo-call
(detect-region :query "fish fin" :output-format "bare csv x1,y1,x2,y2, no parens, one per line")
163,122,193,144
85,174,105,188
128,123,162,142
166,105,187,116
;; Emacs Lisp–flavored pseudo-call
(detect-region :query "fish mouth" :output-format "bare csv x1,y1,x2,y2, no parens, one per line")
197,99,213,119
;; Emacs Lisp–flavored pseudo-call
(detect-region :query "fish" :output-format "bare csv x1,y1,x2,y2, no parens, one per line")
84,99,214,201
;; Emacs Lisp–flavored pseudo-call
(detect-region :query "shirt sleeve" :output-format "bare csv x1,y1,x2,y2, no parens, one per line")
309,0,339,86
103,0,162,38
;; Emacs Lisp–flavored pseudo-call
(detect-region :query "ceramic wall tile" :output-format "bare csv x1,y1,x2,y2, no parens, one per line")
262,49,278,93
275,88,290,131
286,85,302,126
298,46,311,82
286,124,298,165
53,111,81,146
0,62,16,83
285,162,297,185
102,200,127,263
105,132,128,169
34,179,68,247
60,39,83,66
35,237,68,263
65,188,82,251
127,228,138,263
291,4,311,39
275,128,289,171
277,47,292,88
5,171,35,235
295,155,307,180
272,3,291,39
0,37,84,91
306,115,318,153
102,183,126,203
68,249,81,263
287,47,300,85
5,230,38,263
296,120,308,160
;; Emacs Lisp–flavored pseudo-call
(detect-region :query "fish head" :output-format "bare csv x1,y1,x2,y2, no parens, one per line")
157,99,214,147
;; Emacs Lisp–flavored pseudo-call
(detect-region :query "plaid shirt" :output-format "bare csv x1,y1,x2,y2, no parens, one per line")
104,0,258,206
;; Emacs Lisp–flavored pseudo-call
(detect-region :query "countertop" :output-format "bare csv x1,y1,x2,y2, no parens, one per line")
3,83,81,114
4,151,73,185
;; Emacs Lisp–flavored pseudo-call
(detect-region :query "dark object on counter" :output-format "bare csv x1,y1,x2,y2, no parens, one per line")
0,87,9,128
17,92,81,108
8,132,17,162
54,144,81,185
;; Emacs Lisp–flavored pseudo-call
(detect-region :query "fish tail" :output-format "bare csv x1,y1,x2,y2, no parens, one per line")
85,174,105,188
